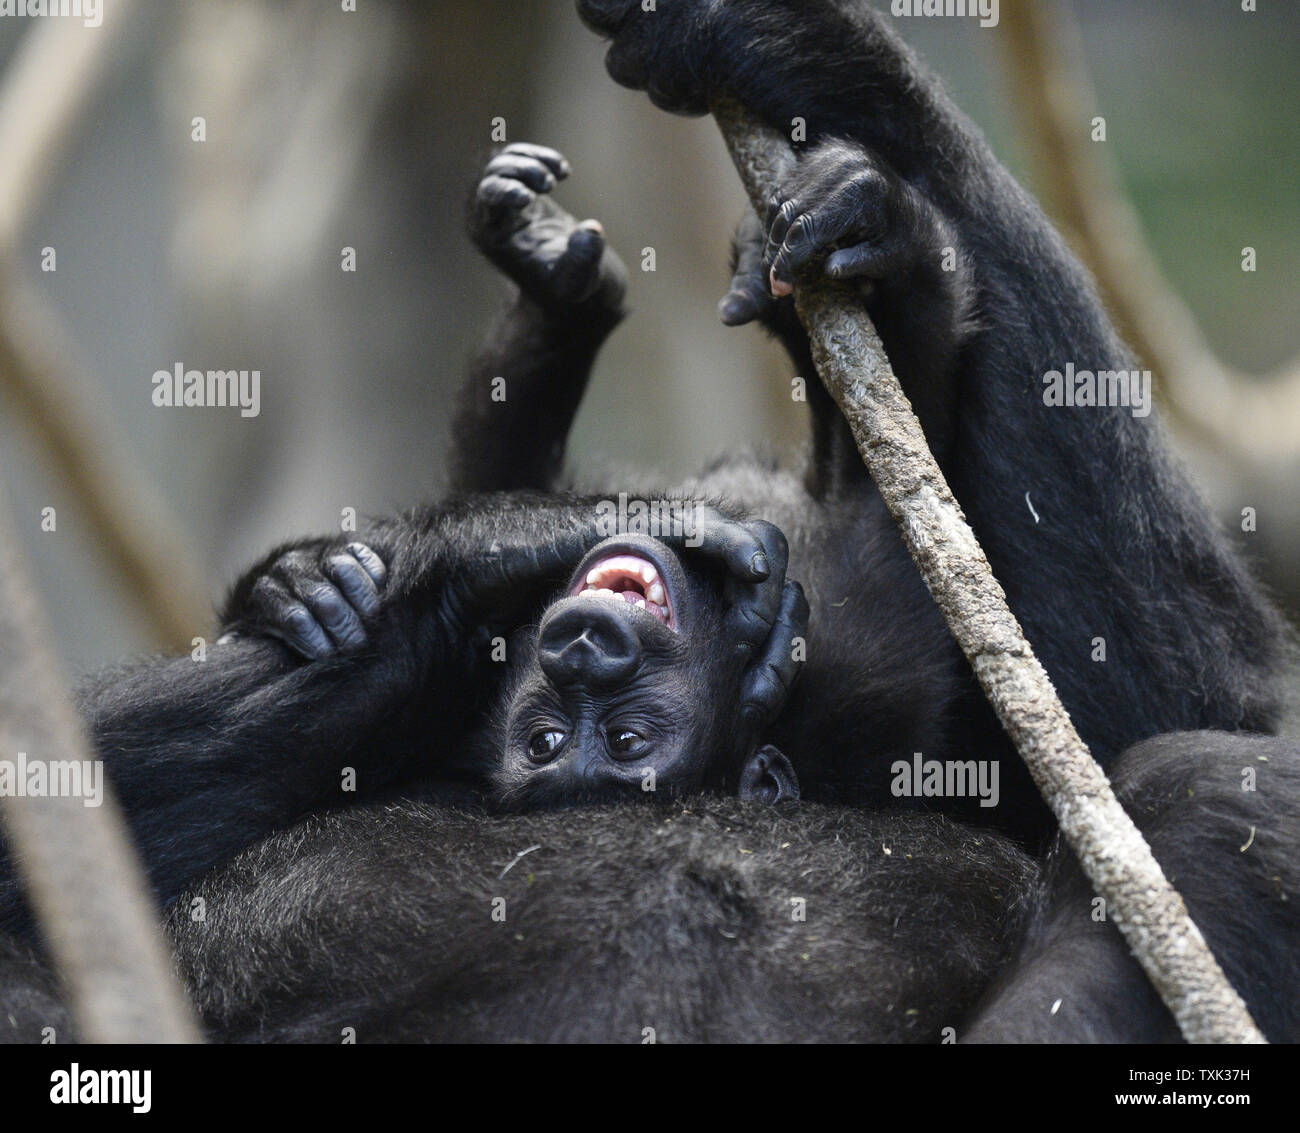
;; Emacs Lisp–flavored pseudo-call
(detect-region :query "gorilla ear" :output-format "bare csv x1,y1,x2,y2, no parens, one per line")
737,744,800,804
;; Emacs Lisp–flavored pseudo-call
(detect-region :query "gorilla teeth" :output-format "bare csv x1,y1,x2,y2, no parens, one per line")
577,585,670,625
574,553,675,629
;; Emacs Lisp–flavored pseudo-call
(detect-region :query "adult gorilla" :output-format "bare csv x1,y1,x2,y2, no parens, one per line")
0,0,1296,1043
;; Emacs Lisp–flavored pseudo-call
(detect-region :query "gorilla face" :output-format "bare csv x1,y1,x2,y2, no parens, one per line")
491,535,791,809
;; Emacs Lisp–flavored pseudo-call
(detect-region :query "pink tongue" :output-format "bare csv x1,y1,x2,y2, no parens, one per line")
619,590,640,604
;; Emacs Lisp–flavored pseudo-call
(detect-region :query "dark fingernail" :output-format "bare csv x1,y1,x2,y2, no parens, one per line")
750,551,770,578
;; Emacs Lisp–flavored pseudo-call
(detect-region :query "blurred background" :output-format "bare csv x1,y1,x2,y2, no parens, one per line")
0,0,1297,679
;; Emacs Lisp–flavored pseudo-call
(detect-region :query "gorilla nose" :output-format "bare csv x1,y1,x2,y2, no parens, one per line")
539,601,643,689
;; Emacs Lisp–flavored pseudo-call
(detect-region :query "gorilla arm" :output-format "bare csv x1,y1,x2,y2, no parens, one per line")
452,143,629,494
577,0,1287,765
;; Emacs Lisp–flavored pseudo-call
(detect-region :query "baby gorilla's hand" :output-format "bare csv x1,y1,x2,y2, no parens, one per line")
721,522,809,745
669,513,809,742
232,543,388,660
470,142,628,316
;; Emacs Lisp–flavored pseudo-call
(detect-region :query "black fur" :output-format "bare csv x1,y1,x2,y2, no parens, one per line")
9,733,1297,1043
966,732,1300,1043
153,735,1298,1043
576,0,1290,809
0,0,1295,1043
166,800,1037,1043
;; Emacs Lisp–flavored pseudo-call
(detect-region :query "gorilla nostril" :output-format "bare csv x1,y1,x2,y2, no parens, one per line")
539,603,642,689
538,636,595,686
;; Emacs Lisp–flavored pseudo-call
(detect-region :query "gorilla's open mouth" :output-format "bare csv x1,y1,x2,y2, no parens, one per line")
570,550,677,630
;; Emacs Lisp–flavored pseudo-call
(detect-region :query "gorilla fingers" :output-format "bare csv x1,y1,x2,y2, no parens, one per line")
724,138,974,454
470,142,628,317
226,542,388,659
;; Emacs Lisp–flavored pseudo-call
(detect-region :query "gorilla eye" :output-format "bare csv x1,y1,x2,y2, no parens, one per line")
607,728,648,760
527,730,567,763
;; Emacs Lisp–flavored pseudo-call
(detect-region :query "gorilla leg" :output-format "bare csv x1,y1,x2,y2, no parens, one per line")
964,732,1300,1043
578,0,1289,765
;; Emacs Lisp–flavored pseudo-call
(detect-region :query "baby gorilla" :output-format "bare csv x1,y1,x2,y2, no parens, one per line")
227,517,808,811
